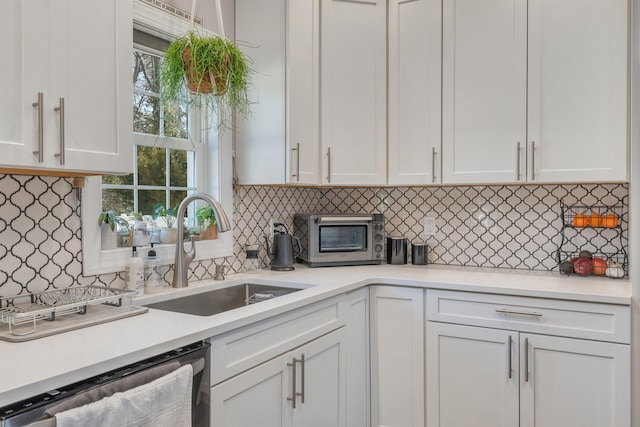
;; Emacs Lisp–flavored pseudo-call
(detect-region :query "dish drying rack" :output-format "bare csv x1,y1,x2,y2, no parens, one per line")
0,286,138,337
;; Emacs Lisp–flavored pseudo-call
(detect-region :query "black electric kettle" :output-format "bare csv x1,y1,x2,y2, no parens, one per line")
264,223,302,271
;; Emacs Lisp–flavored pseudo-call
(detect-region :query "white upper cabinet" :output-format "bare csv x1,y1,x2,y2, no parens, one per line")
0,0,133,175
442,0,628,185
388,0,442,185
441,0,528,184
288,0,321,185
527,0,628,183
237,0,628,186
321,0,387,185
0,1,30,166
235,0,287,184
235,0,320,185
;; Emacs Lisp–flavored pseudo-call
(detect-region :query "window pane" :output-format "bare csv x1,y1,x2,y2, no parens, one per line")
138,190,166,216
102,173,133,186
133,93,160,134
163,101,189,139
170,190,187,214
169,149,188,187
133,51,160,93
137,146,166,186
102,189,134,213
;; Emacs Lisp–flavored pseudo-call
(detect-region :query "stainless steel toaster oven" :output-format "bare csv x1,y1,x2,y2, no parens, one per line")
293,213,384,267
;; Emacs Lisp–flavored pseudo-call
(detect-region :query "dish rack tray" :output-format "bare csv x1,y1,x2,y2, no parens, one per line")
0,286,138,336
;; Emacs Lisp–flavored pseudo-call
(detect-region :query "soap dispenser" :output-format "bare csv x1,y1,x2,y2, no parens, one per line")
124,246,145,295
144,244,165,293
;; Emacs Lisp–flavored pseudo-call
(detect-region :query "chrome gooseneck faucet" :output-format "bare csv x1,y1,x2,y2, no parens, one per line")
172,193,231,288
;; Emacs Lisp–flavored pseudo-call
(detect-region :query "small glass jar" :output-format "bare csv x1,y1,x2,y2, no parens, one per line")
243,243,262,274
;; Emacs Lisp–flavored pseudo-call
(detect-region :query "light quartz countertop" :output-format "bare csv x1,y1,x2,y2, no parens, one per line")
0,263,631,407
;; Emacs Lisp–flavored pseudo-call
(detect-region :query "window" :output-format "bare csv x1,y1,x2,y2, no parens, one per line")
102,38,202,223
80,2,233,275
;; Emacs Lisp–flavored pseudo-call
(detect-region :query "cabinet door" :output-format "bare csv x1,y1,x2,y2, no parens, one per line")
520,333,630,427
345,288,370,427
426,322,519,427
0,0,52,168
527,0,628,183
321,0,386,185
441,0,527,184
236,0,287,184
48,0,132,174
388,0,441,185
210,353,290,427
288,0,320,185
291,328,346,427
211,328,346,427
370,286,424,427
0,0,132,174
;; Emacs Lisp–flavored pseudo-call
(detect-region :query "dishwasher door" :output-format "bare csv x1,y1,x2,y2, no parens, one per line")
0,341,210,427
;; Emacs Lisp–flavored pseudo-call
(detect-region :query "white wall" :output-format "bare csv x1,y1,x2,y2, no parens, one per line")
630,0,639,424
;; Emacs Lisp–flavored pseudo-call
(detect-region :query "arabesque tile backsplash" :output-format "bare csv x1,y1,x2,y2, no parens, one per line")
0,173,629,297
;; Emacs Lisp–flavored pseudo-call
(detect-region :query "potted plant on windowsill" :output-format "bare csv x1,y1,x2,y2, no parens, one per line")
152,203,178,244
98,210,130,250
196,206,218,240
160,0,252,132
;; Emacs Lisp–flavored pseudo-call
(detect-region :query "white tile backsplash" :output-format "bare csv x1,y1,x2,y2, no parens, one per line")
0,174,629,297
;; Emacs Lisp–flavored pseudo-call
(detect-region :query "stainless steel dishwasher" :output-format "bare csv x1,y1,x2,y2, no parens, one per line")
0,340,210,427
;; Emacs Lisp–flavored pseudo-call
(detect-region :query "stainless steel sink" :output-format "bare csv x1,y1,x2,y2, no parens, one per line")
145,283,304,316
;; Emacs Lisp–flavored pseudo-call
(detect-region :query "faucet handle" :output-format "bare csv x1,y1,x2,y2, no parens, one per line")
214,264,231,280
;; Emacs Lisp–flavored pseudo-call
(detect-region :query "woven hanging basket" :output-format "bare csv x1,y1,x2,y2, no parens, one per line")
182,46,230,96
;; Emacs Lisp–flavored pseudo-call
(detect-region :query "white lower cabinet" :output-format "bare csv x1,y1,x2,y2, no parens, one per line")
520,333,630,427
209,295,347,427
426,290,631,427
211,328,346,427
426,322,519,427
370,286,424,427
345,288,370,427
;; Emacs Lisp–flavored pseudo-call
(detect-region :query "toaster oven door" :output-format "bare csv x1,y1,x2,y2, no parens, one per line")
310,216,373,263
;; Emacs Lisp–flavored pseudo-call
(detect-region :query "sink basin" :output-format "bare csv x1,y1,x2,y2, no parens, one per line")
145,283,304,316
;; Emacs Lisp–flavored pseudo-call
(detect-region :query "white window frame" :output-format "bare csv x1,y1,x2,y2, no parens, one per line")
81,1,233,276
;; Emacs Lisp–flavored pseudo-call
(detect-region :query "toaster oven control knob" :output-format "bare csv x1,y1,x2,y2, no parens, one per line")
375,244,383,253
374,234,383,242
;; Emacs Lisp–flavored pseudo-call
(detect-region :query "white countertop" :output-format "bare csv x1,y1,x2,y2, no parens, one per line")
0,264,631,407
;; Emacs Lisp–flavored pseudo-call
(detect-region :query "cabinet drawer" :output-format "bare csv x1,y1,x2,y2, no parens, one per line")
210,294,346,385
426,290,630,344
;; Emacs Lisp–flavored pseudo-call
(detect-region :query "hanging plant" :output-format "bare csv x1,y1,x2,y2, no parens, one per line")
160,0,252,132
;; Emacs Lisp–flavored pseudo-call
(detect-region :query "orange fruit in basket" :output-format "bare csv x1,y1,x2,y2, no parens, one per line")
592,257,608,275
589,213,601,227
573,214,587,227
602,213,619,228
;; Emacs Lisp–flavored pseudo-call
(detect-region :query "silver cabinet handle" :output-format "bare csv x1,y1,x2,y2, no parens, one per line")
298,354,305,403
525,337,530,382
291,143,300,181
516,142,521,181
54,98,65,166
507,335,513,379
495,308,543,317
287,357,298,408
326,148,331,183
431,146,437,183
32,92,44,163
530,141,536,181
